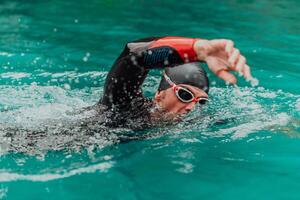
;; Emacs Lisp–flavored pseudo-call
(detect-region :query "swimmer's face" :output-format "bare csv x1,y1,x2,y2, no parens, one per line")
154,84,208,116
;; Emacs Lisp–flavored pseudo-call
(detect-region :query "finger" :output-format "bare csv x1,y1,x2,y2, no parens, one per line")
210,39,233,52
216,70,237,84
206,57,227,73
228,49,240,67
225,40,234,55
214,57,231,70
243,64,252,80
236,55,246,74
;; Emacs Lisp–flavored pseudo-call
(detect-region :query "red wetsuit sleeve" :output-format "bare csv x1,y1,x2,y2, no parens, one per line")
149,36,199,63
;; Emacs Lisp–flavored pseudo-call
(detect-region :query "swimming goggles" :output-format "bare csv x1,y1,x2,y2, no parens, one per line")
163,72,209,105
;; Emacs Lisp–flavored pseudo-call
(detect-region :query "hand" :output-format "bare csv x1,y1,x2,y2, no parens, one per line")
193,39,252,84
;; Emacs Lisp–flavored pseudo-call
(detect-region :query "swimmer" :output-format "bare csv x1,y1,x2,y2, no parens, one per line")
98,37,253,126
1,37,254,153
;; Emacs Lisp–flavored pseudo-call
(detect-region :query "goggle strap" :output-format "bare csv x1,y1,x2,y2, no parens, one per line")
163,72,176,86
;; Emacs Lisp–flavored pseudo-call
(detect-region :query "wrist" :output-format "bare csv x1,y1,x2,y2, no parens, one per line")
193,39,209,61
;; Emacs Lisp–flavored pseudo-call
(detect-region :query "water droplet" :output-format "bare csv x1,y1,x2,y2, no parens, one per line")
83,57,88,62
30,82,37,86
249,77,259,87
64,84,71,90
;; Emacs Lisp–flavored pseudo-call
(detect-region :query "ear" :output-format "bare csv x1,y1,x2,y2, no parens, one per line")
154,91,162,102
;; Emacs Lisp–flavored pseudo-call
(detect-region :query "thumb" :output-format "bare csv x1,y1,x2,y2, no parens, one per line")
216,70,237,84
206,57,237,85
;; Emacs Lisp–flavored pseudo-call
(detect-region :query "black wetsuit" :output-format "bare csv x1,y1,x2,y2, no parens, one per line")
99,36,199,127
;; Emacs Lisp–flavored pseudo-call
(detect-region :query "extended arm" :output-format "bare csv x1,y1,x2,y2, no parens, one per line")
100,36,252,108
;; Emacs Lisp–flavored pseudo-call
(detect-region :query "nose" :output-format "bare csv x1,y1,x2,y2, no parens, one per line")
184,102,197,113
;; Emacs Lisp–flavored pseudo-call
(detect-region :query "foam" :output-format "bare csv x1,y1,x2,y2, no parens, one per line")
0,161,114,183
296,98,300,111
229,113,291,139
0,85,299,156
180,138,201,143
0,72,31,79
210,112,290,139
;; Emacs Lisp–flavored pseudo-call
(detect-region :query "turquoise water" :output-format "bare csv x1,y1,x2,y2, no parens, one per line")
0,0,300,199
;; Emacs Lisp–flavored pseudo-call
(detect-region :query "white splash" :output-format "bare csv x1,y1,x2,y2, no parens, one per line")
296,98,300,112
180,138,201,143
1,72,30,79
50,71,106,79
0,161,114,183
212,112,291,140
196,86,299,140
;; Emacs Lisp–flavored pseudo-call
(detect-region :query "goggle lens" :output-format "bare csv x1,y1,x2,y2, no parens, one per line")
198,98,208,105
176,87,208,105
177,88,193,101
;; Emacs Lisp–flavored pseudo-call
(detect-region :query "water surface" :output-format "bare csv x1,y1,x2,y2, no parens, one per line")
0,0,299,199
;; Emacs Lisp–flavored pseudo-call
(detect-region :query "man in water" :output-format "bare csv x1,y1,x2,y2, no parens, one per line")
98,36,252,127
1,37,253,152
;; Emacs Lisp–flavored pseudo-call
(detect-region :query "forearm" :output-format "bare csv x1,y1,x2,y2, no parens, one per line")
140,36,204,68
147,36,198,63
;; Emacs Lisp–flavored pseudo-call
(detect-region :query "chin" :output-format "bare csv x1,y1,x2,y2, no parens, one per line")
164,114,182,123
171,112,188,121
177,109,190,116
162,111,182,120
169,109,189,116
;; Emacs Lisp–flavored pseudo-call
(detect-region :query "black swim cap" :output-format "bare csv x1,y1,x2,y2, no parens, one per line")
158,63,209,94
